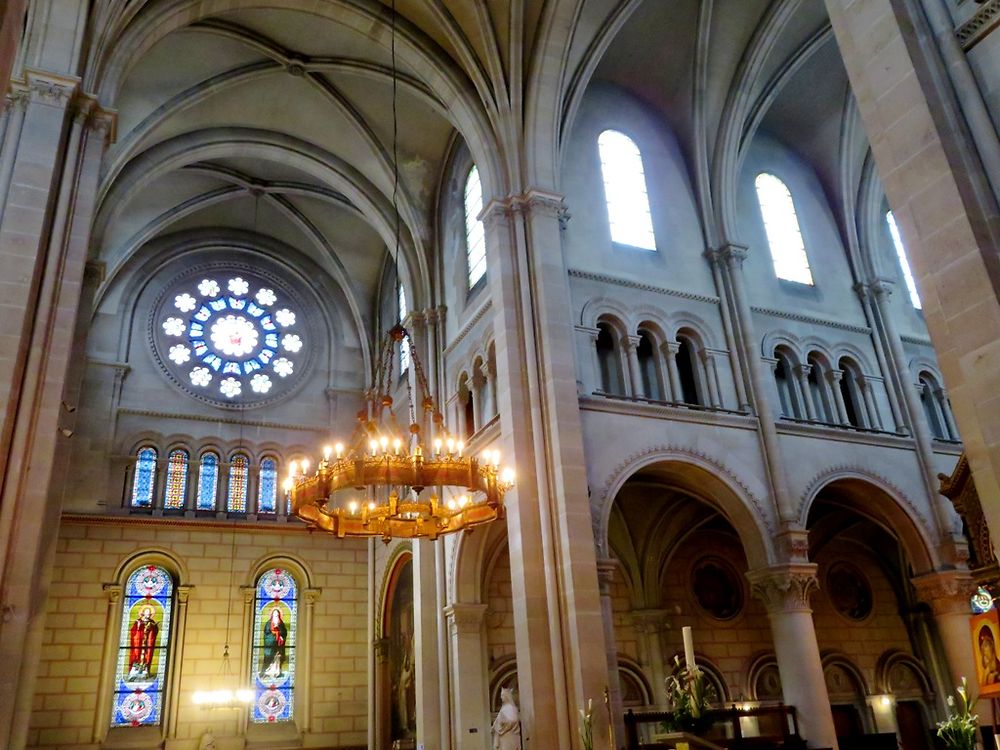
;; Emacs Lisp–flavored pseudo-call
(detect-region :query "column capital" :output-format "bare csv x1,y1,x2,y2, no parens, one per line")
24,69,80,108
747,564,819,613
303,587,322,605
241,585,255,604
630,608,671,634
176,585,192,605
624,334,642,351
596,558,617,595
869,278,896,299
575,324,601,342
443,602,487,635
480,189,568,227
717,243,750,268
793,363,813,377
662,340,681,355
827,369,844,384
102,583,123,603
911,570,975,616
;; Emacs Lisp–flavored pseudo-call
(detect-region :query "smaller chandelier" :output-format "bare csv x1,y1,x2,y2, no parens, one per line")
288,325,513,541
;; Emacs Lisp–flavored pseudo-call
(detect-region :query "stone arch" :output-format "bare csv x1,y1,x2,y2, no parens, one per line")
746,652,783,702
580,296,632,331
831,342,877,376
617,657,654,707
112,547,190,586
450,511,508,605
762,329,804,361
875,650,934,698
800,469,939,573
378,547,413,640
245,554,315,590
821,652,871,697
596,448,775,569
669,311,717,348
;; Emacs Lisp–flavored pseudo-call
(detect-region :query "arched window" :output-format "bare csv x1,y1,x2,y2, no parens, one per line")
459,372,475,439
774,350,801,419
597,130,656,250
807,356,834,422
464,165,487,288
251,567,298,723
227,453,249,513
755,173,813,285
112,564,174,726
397,282,411,372
595,322,625,395
886,211,921,309
163,449,188,510
636,329,663,401
257,458,279,514
675,335,702,405
196,452,219,511
131,447,157,508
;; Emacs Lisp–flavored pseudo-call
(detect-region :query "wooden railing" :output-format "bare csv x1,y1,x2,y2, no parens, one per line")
623,706,808,750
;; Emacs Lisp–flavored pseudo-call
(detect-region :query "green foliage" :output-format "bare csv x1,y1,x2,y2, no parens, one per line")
661,657,712,734
579,697,594,750
936,677,978,750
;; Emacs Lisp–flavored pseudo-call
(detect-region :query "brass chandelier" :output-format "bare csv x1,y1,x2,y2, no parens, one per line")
287,324,513,540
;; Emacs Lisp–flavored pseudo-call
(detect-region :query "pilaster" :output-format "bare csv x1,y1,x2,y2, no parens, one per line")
444,603,489,750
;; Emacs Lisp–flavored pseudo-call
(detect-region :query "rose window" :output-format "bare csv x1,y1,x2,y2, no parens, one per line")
152,271,307,406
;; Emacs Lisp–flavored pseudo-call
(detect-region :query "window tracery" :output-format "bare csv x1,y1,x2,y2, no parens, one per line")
597,130,656,250
755,173,813,285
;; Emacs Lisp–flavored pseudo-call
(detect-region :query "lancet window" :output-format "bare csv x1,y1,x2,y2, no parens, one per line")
227,453,249,513
131,448,157,508
464,166,487,288
597,130,656,250
196,452,219,511
755,173,813,285
163,449,188,510
258,458,279,514
251,567,298,723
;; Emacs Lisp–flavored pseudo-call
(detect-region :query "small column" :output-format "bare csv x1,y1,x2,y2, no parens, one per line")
793,364,817,421
167,585,192,739
414,540,443,749
92,584,123,744
445,603,490,750
911,571,978,696
596,559,627,745
576,325,602,394
858,376,883,430
854,284,906,433
301,587,321,733
374,637,393,750
827,370,850,425
479,360,495,421
747,564,839,750
625,335,643,398
662,341,682,403
631,610,670,706
935,388,960,441
701,350,722,408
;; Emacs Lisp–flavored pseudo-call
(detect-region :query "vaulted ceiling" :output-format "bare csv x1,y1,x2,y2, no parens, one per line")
81,0,867,339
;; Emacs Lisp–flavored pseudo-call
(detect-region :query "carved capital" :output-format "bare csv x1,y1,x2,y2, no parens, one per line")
596,558,617,596
630,608,671,635
241,585,255,605
747,564,819,613
103,583,123,604
911,570,975,616
176,585,192,605
303,587,321,605
792,363,813,378
869,279,895,299
444,602,487,635
480,189,567,228
624,335,641,352
827,369,844,384
717,243,749,269
25,69,79,108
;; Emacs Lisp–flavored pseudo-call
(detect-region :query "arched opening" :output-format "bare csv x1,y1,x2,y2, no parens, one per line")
838,358,866,428
380,554,415,748
675,335,701,406
806,354,834,423
917,372,949,440
773,347,801,419
636,329,663,401
596,321,626,395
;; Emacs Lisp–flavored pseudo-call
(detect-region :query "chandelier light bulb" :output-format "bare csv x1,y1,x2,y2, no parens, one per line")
501,467,515,484
458,494,468,508
446,438,455,454
447,499,457,510
300,459,310,474
323,445,332,460
335,442,344,458
288,460,298,476
380,436,389,452
369,439,378,455
348,500,359,514
434,438,442,455
456,440,464,457
282,477,293,492
393,438,402,454
368,501,376,511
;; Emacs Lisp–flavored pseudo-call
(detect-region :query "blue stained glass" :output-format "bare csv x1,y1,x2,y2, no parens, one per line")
264,333,278,348
196,453,219,510
112,565,174,727
206,355,222,371
243,360,261,375
248,303,264,318
194,306,211,322
163,450,188,510
229,297,246,310
223,361,241,374
259,350,274,364
261,317,276,331
252,568,296,722
131,448,157,508
188,323,203,337
257,459,278,514
193,342,208,356
209,299,227,312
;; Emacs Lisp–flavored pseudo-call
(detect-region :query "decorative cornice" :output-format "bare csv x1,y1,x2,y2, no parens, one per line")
444,602,487,634
900,334,934,347
116,407,328,433
957,0,1000,50
911,570,975,615
443,298,493,357
746,564,820,613
480,189,567,225
568,268,720,305
60,512,336,537
750,306,871,334
24,69,80,107
775,420,913,449
579,394,755,429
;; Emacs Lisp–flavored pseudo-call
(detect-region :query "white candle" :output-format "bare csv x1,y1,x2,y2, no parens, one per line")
682,626,696,671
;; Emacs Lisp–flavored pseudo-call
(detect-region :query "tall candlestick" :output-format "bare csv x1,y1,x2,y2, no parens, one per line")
682,626,695,672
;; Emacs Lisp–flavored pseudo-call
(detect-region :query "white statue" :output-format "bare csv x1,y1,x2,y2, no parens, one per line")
492,687,521,750
198,731,217,750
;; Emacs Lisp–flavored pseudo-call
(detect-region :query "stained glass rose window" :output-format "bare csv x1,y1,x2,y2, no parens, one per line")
151,268,309,406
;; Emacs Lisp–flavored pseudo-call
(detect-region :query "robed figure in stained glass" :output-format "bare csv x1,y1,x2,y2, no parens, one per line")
127,605,159,680
261,607,287,678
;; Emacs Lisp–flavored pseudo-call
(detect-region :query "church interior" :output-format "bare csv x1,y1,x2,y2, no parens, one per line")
1,1,1000,749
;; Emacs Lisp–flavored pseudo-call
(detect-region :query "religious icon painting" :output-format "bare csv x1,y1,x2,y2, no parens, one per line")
970,609,1000,698
251,568,297,723
112,565,174,727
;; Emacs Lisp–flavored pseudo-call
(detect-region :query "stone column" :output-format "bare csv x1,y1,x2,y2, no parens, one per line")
828,370,850,425
374,637,392,750
301,587,321,734
701,350,722,408
92,584,123,744
482,190,612,749
662,341,682,403
444,603,490,750
824,0,1000,544
705,249,750,411
631,610,670,706
596,560,626,746
166,585,191,739
911,571,978,696
935,388,960,441
854,285,906,434
576,325,602,395
414,540,443,749
624,335,643,399
0,86,27,226
747,565,839,750
858,375,883,431
793,364,817,421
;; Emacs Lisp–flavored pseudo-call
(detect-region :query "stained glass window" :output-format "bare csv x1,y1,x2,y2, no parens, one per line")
131,448,157,508
464,166,487,288
257,458,278,514
251,568,297,723
196,452,219,511
112,565,174,727
227,454,249,513
597,130,656,250
886,211,921,309
398,283,410,372
154,273,304,405
755,173,813,285
163,450,188,510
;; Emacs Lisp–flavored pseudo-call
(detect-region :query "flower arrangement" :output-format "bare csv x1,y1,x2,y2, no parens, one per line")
936,677,978,750
662,657,712,734
579,698,594,750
